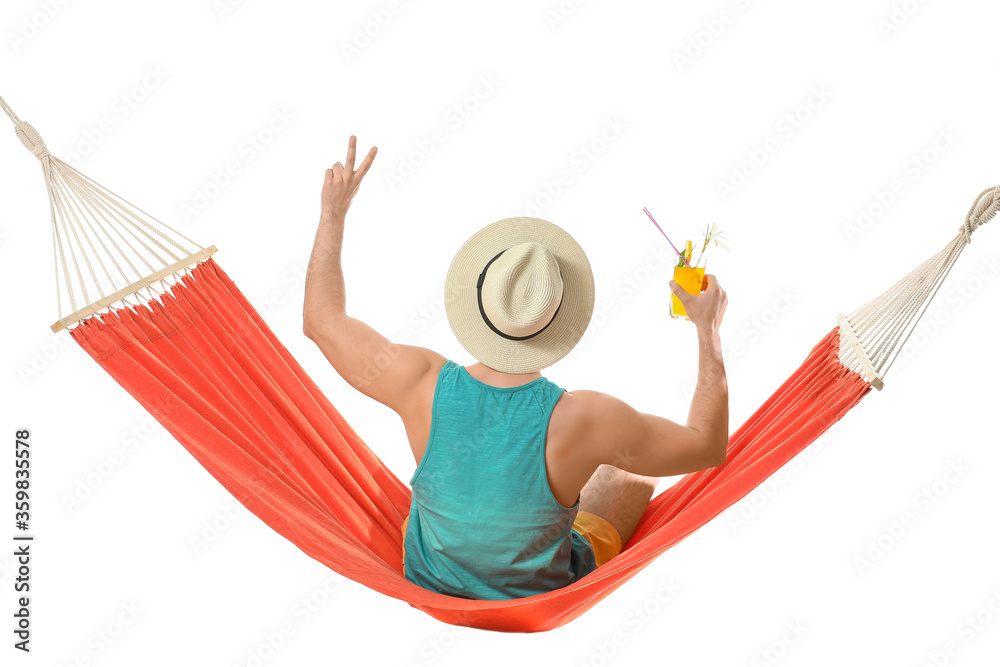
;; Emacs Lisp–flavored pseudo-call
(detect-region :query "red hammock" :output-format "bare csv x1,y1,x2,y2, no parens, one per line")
70,258,871,633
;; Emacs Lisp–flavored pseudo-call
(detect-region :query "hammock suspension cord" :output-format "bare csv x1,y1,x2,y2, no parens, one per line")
1,96,216,332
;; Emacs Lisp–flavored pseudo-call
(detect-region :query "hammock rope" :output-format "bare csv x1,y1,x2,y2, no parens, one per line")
835,184,999,387
3,94,994,632
3,99,216,332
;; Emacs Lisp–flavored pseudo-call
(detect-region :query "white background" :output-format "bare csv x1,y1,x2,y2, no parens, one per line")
2,0,999,665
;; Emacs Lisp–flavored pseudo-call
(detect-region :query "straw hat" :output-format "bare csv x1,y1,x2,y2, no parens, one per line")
444,217,595,374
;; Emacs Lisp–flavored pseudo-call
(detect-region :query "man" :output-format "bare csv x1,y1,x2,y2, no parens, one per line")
303,136,729,601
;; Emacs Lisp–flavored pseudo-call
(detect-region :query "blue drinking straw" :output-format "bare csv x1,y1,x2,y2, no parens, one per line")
643,206,691,268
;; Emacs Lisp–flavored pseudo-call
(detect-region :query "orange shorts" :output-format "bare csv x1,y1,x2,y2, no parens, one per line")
572,510,623,567
400,510,622,569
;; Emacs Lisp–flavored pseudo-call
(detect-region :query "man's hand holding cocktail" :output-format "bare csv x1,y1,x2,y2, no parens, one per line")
669,274,728,333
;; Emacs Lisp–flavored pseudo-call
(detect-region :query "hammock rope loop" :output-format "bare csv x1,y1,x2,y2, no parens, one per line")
15,121,50,160
962,185,1000,243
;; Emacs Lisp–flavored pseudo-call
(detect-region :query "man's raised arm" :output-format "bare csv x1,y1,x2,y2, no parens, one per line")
302,135,445,415
568,275,730,479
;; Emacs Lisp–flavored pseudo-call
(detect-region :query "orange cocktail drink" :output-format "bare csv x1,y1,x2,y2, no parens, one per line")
669,246,706,320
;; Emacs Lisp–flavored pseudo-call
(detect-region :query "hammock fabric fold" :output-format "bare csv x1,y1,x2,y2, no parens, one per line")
70,257,871,633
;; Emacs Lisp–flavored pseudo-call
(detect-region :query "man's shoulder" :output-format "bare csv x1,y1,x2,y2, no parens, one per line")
548,389,606,441
547,389,615,471
390,347,449,417
550,389,639,447
402,347,449,386
554,389,614,414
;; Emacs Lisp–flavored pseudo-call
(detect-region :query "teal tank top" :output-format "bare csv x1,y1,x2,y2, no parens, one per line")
403,360,597,600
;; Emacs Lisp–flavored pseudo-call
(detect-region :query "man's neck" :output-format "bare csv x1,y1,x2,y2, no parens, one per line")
465,362,542,388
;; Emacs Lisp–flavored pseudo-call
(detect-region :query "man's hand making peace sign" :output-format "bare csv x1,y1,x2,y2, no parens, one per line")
321,135,377,220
